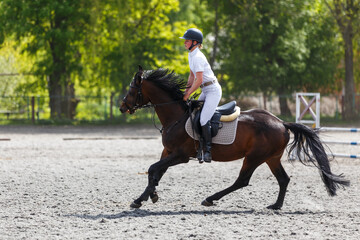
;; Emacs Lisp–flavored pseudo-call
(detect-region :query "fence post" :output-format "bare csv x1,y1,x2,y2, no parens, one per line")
104,96,108,120
27,96,30,120
31,96,35,124
37,96,40,121
335,95,339,120
110,92,114,120
295,93,320,128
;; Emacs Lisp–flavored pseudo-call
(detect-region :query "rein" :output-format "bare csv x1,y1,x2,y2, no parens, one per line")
145,100,188,134
138,100,184,110
125,96,186,133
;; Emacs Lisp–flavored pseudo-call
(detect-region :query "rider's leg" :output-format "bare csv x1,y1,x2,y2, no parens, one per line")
199,85,222,163
196,139,203,162
196,93,206,163
201,121,212,162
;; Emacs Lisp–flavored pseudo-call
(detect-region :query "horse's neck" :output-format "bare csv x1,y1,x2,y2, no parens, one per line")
154,99,186,127
144,82,186,127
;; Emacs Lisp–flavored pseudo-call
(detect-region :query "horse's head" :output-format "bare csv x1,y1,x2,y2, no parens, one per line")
120,65,149,114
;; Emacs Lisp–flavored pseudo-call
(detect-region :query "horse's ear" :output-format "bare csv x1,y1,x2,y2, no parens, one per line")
138,65,144,75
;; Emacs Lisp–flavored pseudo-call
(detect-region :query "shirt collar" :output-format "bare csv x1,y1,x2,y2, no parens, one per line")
189,47,200,57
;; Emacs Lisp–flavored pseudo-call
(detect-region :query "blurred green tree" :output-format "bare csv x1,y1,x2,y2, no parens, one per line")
0,0,192,119
81,0,190,98
214,0,340,115
0,0,91,118
0,42,20,97
325,0,360,120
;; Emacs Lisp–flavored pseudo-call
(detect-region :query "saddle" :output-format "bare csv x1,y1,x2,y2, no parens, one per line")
191,101,240,138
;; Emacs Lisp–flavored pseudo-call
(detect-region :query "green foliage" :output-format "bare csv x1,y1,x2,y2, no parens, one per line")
302,2,342,92
0,0,90,76
218,0,340,96
0,0,92,118
0,42,21,97
0,0,359,122
324,0,360,120
80,0,190,96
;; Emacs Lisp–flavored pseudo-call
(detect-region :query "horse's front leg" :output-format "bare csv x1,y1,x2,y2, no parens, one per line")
131,149,187,208
148,166,168,203
131,165,168,208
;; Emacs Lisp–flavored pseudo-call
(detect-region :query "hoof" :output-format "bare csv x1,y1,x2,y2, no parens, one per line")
151,194,159,204
267,204,281,210
201,199,214,207
130,201,142,208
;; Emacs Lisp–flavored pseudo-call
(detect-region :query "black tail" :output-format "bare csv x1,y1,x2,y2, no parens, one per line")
283,122,350,196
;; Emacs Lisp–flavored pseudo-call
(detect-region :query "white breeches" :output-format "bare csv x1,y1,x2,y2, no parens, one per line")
198,82,222,126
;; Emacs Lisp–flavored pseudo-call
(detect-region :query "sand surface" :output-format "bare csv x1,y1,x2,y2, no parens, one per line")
0,125,359,239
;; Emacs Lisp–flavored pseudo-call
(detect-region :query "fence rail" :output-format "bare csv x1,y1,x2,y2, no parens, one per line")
0,95,122,122
1,94,359,123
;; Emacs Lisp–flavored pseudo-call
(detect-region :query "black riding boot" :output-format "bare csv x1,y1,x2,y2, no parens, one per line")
197,138,204,163
201,121,212,163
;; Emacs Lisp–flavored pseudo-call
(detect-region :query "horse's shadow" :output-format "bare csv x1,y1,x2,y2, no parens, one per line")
66,208,328,221
66,209,254,220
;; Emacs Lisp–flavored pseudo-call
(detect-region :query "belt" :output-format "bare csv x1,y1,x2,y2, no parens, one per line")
200,80,216,88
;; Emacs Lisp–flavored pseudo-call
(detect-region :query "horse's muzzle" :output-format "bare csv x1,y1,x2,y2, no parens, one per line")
119,102,135,114
119,102,129,114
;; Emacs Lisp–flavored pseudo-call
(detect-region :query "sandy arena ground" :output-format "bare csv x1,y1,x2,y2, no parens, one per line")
0,125,359,239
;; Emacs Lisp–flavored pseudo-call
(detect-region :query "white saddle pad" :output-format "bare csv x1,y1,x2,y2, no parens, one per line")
185,117,239,145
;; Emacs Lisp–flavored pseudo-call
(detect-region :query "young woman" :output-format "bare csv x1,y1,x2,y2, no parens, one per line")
180,28,222,163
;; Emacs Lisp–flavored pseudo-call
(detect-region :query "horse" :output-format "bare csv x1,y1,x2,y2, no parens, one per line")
119,66,349,210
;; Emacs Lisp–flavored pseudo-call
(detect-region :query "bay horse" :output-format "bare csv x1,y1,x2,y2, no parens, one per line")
119,66,349,210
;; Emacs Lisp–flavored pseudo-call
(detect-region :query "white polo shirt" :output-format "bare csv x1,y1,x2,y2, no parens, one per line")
188,48,216,83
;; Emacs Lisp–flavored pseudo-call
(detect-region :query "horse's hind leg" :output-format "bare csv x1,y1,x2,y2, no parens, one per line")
202,157,259,206
266,155,290,210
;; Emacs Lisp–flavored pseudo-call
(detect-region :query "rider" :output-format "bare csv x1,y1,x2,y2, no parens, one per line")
180,28,222,163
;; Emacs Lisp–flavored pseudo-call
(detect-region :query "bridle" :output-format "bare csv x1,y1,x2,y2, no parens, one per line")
122,70,148,113
122,80,144,112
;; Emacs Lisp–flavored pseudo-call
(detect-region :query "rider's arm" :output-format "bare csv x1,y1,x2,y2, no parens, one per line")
185,71,195,91
184,70,195,98
183,71,203,101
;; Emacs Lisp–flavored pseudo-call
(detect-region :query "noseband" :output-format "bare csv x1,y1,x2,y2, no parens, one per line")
122,80,144,112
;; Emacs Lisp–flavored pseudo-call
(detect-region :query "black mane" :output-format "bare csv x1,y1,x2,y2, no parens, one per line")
143,68,187,102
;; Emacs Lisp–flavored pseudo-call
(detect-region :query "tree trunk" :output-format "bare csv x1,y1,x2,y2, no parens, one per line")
48,73,62,119
342,25,356,120
325,0,358,120
62,81,79,119
210,0,219,69
279,96,291,116
277,87,291,116
263,92,268,110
